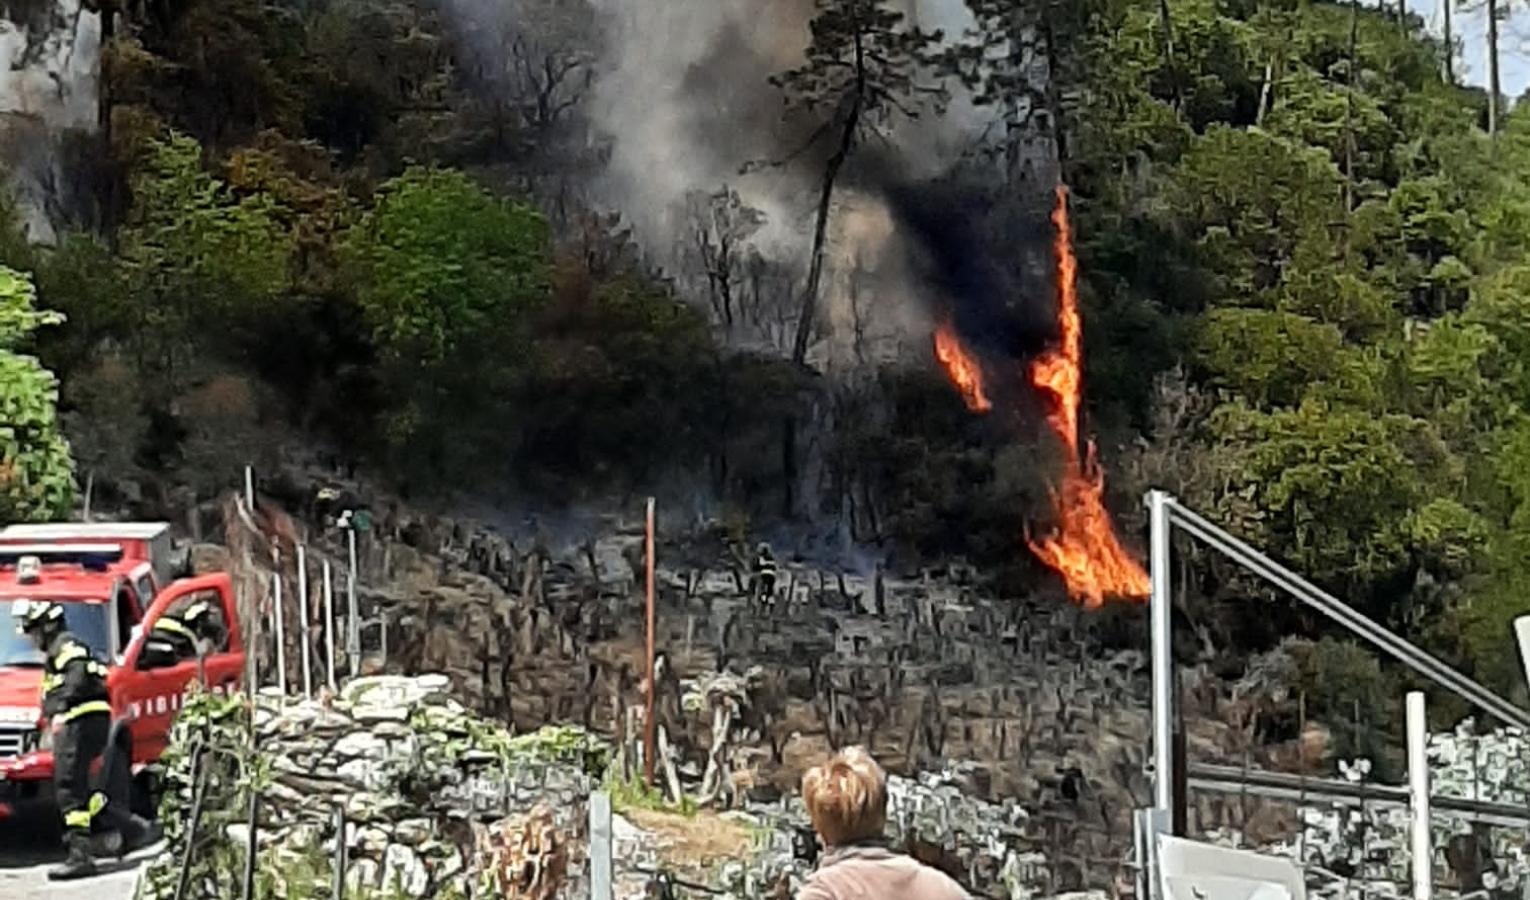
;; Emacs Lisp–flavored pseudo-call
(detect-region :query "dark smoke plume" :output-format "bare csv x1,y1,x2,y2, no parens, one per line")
879,175,1059,362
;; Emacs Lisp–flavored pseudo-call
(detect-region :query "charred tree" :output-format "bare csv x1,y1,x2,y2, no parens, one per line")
768,0,946,516
770,0,947,366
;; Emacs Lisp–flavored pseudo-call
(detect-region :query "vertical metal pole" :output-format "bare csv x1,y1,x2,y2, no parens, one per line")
241,790,260,900
331,804,348,900
589,791,614,900
244,465,255,512
644,497,657,788
83,472,94,522
1407,691,1433,900
346,527,359,679
1148,490,1175,826
1514,616,1530,691
297,545,312,699
322,559,337,691
273,563,287,696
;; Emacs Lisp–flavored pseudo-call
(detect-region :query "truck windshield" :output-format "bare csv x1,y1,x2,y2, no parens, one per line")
0,601,111,667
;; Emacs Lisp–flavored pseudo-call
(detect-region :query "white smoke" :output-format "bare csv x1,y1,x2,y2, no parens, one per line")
0,0,99,244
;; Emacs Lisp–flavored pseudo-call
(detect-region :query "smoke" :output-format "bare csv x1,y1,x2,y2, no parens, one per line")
0,0,99,243
569,0,1028,370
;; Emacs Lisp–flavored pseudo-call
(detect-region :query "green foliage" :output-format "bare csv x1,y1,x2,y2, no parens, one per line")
604,769,698,817
0,266,74,522
344,165,548,363
18,0,1530,721
117,131,295,387
1291,638,1399,778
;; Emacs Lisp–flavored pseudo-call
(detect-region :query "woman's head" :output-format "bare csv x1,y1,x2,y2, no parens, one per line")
801,746,888,846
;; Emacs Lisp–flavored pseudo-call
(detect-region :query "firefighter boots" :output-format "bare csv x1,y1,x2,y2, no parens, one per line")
48,833,98,881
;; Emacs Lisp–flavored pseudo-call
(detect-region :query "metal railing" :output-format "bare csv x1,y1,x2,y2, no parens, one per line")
238,466,388,701
1139,490,1530,900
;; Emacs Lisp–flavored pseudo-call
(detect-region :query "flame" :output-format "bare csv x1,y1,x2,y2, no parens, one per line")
933,319,993,412
1025,185,1150,609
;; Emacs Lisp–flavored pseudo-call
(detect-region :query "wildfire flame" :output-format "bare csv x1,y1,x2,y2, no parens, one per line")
933,319,993,412
1025,186,1150,609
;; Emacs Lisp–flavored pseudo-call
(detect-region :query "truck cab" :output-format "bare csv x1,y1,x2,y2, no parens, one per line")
0,522,190,610
0,543,242,821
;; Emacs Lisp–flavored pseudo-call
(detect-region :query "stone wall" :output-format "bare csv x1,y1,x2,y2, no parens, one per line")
211,471,1529,898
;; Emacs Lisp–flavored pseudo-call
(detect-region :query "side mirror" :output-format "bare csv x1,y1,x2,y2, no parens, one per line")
136,641,180,671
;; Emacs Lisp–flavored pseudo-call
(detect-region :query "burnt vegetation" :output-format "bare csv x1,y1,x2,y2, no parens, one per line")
1,0,1528,723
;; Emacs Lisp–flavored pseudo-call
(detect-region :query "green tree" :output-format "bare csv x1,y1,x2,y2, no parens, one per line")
342,165,550,478
0,266,74,522
116,131,293,387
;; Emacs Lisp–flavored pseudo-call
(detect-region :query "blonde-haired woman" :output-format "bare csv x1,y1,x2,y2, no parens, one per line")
796,747,970,900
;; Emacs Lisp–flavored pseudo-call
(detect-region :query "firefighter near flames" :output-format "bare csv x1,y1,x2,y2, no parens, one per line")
931,185,1150,609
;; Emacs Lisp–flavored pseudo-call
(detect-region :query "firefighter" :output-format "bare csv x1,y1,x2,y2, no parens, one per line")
12,600,162,880
751,542,779,607
148,596,229,660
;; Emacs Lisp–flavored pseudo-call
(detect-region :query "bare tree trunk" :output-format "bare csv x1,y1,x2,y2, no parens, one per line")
1443,0,1454,83
1344,0,1358,215
1158,0,1183,110
791,104,860,366
784,13,868,520
1488,0,1501,136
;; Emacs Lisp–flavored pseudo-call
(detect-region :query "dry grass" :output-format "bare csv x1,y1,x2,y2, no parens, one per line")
623,808,761,877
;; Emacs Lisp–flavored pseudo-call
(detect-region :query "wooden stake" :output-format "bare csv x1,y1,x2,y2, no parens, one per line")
644,497,657,788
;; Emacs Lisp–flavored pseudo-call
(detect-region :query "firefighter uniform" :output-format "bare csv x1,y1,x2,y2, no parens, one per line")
12,599,162,880
752,543,779,606
149,597,228,659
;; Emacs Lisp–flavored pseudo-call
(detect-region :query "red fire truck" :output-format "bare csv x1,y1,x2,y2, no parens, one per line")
0,529,244,822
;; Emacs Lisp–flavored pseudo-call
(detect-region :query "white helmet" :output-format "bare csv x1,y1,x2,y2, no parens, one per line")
11,598,63,631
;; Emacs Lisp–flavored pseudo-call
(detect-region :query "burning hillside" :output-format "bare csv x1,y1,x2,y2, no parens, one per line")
932,185,1149,608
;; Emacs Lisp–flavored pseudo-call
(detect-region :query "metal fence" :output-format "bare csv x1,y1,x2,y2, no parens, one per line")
1138,490,1530,900
186,467,621,900
236,466,389,700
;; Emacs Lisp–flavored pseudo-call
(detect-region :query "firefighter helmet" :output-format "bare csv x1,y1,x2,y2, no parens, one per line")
11,598,63,631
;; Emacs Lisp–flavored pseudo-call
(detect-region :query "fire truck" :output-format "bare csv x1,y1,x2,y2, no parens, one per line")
0,525,244,822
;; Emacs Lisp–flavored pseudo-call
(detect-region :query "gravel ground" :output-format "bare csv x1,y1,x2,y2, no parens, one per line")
0,817,156,900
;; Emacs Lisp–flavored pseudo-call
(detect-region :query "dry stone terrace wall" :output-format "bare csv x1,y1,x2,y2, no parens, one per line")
220,487,1269,892
214,476,1530,897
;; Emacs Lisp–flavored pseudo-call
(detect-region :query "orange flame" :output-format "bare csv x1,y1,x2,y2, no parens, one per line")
933,320,993,413
1025,186,1149,609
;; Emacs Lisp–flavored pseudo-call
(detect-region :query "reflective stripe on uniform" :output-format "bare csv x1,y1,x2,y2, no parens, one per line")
154,618,196,639
63,792,108,831
183,601,209,623
62,700,111,721
52,643,87,667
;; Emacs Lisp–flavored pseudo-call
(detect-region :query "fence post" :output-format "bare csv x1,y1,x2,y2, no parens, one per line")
331,804,348,900
273,560,287,697
322,560,337,691
297,545,312,699
1407,692,1432,900
346,527,360,680
589,791,613,900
